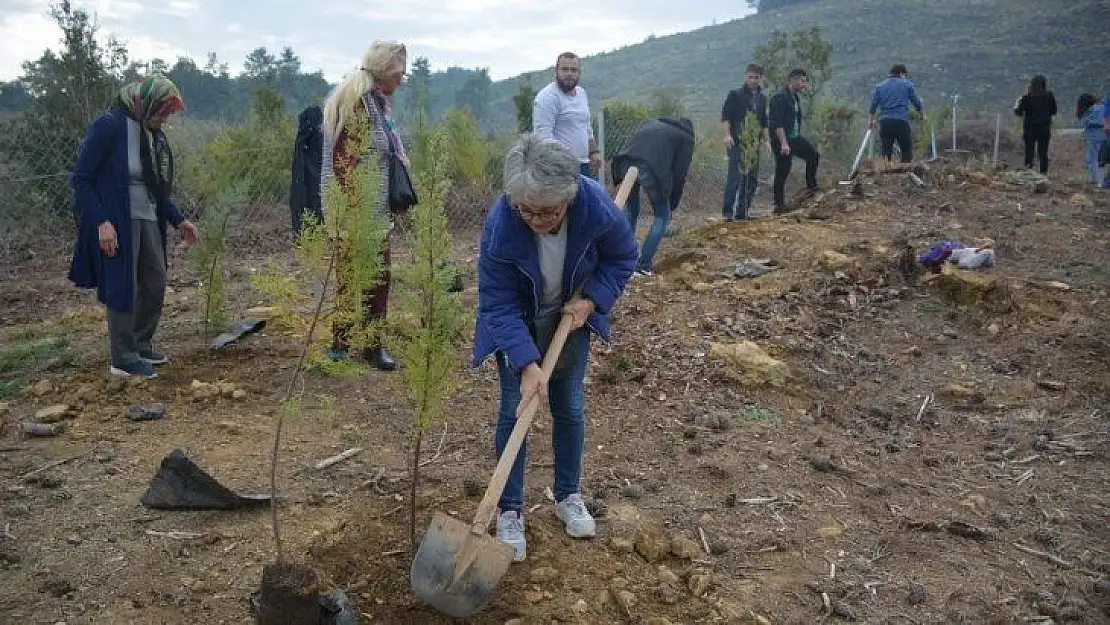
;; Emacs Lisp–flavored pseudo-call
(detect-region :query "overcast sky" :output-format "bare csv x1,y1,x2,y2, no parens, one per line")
0,0,754,83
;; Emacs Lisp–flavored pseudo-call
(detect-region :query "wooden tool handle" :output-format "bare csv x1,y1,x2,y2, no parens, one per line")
612,165,638,209
471,311,575,533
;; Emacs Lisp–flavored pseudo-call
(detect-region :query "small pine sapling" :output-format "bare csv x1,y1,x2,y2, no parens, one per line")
739,111,763,176
188,182,247,338
387,125,469,553
253,110,388,565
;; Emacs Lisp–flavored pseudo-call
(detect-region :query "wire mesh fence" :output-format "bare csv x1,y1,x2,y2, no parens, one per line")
0,98,1057,266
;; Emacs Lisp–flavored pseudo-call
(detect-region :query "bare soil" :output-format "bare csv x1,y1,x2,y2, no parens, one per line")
1,155,1108,625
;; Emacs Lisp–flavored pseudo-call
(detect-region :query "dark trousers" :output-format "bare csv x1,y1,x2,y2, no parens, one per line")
771,136,819,209
879,118,913,162
722,146,759,219
332,235,391,353
107,218,166,367
1023,126,1051,173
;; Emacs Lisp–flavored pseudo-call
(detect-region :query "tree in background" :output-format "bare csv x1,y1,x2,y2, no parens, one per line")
746,0,819,10
513,80,536,133
753,26,832,108
456,68,492,122
0,0,128,220
649,87,687,118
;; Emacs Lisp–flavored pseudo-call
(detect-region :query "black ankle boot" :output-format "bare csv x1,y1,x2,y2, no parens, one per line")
366,347,397,371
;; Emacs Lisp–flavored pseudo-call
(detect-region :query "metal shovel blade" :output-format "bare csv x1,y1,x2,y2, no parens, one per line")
410,511,516,619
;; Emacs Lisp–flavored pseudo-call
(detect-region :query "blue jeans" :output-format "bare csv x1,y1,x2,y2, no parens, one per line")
624,167,671,274
1085,137,1106,186
722,146,759,219
494,327,590,513
579,162,594,180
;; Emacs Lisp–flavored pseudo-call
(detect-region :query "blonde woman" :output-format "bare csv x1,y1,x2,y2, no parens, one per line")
321,41,408,371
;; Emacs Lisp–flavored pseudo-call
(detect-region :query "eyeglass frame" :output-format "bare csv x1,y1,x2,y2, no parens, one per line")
513,201,568,222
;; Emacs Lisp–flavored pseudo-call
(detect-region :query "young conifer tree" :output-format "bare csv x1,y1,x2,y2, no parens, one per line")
387,124,469,553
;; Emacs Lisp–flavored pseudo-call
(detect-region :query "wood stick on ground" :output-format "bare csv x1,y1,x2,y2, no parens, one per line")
19,452,86,480
3,523,15,540
374,505,403,520
915,393,933,423
739,496,779,505
146,530,206,540
381,549,407,557
314,447,363,470
1013,542,1073,568
698,526,711,555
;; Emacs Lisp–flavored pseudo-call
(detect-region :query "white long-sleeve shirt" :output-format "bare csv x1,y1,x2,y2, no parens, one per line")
532,82,594,163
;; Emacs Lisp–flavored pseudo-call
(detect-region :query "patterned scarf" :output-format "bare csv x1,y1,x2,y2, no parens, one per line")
117,76,184,205
118,75,185,124
371,83,404,157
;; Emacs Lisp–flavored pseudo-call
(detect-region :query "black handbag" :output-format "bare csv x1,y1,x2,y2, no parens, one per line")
387,136,417,212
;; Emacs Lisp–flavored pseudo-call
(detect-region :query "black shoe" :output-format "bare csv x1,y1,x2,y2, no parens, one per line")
366,347,398,372
110,360,158,379
139,349,168,366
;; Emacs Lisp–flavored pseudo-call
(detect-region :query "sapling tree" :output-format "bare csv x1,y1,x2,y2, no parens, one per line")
251,110,388,566
188,182,247,337
387,124,469,553
739,110,763,177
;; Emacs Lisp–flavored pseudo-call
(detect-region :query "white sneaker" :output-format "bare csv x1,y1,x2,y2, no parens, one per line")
496,510,526,562
555,494,596,538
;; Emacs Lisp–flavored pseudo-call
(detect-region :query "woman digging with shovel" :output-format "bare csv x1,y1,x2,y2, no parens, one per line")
473,133,638,561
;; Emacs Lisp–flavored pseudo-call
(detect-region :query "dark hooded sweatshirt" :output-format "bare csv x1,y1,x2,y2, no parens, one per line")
289,105,324,238
610,117,696,210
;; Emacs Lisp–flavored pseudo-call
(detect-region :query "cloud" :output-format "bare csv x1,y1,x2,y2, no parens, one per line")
0,0,753,83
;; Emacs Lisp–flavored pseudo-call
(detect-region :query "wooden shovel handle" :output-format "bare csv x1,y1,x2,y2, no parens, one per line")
471,311,576,533
612,165,638,209
468,169,640,534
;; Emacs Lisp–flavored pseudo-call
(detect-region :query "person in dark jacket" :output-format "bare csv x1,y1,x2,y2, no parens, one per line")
473,133,637,562
768,68,819,214
1013,75,1057,174
611,116,694,276
869,64,924,163
720,64,769,220
289,105,324,240
69,75,200,379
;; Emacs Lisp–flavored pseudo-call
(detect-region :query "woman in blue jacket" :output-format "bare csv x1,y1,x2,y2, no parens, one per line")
472,133,637,561
68,75,199,379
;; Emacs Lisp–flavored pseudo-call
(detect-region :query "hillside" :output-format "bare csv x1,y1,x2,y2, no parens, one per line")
476,0,1109,127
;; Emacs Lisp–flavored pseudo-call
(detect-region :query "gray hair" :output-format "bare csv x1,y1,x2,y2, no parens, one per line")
503,133,580,207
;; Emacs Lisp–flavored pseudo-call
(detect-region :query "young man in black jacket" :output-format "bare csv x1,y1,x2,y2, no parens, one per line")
611,117,695,276
768,68,819,214
720,64,769,221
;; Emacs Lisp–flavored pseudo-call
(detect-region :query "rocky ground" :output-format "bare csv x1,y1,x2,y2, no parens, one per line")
1,154,1107,624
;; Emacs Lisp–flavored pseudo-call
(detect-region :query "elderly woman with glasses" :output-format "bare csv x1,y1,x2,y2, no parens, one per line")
471,133,638,561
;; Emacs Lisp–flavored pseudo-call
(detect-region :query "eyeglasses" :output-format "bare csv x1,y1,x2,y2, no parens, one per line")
515,203,566,222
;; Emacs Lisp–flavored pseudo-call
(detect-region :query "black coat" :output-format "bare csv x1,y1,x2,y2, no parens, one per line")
611,117,695,210
289,105,324,238
768,86,804,142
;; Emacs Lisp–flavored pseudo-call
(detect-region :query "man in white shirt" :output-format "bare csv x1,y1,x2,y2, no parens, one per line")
532,52,601,179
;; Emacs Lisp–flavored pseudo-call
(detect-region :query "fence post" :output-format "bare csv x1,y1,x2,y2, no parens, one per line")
999,112,1007,166
597,107,607,187
951,93,959,152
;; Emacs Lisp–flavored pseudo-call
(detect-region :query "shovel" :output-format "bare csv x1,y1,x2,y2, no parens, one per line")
840,128,873,184
409,167,640,619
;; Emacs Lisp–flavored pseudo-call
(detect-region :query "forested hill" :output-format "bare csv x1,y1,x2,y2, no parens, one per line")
477,0,1108,127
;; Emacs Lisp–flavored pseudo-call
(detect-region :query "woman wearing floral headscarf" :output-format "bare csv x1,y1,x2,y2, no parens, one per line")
69,75,200,379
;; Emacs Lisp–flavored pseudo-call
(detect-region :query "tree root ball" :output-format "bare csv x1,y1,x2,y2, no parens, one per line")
256,562,321,625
